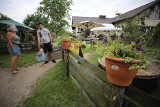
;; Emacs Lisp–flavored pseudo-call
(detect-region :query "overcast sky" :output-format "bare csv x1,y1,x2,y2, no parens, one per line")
0,0,154,23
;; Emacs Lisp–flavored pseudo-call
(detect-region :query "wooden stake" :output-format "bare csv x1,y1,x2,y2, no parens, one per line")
111,85,125,107
65,50,69,77
61,48,64,60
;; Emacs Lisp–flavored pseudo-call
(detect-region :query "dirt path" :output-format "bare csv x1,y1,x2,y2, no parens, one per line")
0,60,60,107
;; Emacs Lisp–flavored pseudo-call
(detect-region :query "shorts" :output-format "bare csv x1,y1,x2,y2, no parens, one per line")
7,44,21,56
43,42,53,53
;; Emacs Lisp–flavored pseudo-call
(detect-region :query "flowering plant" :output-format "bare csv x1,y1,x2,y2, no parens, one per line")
97,35,149,70
61,34,72,42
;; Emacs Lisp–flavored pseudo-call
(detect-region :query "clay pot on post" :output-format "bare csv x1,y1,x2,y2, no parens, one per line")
62,41,71,50
105,57,140,86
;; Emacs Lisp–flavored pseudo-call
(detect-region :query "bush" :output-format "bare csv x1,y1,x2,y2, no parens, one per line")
122,21,152,47
152,22,160,46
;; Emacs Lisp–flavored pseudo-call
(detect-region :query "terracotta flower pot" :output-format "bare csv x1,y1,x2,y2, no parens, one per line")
105,57,140,86
62,41,71,50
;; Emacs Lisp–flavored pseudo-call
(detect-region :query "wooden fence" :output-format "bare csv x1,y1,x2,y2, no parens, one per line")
0,42,63,54
0,42,39,54
53,45,62,59
62,49,160,107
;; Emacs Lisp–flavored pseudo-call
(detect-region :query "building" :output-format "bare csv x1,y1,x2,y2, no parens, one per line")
112,0,160,29
72,0,160,35
72,15,114,36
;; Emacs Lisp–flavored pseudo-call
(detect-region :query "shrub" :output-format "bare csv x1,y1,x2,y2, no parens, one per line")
152,22,160,46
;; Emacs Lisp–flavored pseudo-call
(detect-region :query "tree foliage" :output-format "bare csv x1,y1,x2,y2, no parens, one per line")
23,14,48,29
152,22,160,45
23,0,72,35
123,20,144,42
37,0,72,34
0,13,11,20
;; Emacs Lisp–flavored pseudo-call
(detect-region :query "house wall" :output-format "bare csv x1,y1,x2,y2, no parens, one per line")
114,4,160,27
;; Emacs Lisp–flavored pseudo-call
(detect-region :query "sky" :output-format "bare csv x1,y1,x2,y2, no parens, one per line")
0,0,154,23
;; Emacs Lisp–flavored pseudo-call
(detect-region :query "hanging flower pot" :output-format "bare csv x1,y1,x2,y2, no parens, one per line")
61,35,72,50
62,41,71,50
105,57,140,86
96,35,149,86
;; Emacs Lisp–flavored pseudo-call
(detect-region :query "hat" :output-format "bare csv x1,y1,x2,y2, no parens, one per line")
7,24,18,32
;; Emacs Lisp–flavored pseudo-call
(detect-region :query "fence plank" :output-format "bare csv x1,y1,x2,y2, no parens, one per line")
61,48,64,60
70,51,112,86
70,63,111,107
70,74,96,107
64,49,69,77
70,56,112,99
125,86,160,107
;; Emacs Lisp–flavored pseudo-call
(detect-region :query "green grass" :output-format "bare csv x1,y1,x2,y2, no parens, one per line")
81,47,92,54
146,47,160,66
81,46,100,66
88,53,99,65
0,51,37,68
23,61,90,107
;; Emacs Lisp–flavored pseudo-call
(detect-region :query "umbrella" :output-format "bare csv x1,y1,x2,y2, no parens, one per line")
73,21,104,29
73,21,104,37
0,20,33,31
91,24,122,31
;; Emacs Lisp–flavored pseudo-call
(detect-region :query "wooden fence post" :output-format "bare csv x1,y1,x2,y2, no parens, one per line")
64,49,70,77
62,48,64,60
111,85,125,107
79,47,83,58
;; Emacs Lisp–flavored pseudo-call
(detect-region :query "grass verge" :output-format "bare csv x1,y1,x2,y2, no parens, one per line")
0,51,37,68
23,61,90,107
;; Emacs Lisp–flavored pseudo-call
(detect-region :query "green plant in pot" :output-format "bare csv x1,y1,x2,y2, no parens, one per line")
61,35,72,50
97,35,149,86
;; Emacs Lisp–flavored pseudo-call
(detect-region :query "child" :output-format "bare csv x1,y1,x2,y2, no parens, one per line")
35,44,46,67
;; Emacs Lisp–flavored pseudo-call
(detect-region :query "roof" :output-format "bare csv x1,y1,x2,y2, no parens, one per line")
72,0,160,25
112,0,160,23
72,16,114,25
0,20,33,31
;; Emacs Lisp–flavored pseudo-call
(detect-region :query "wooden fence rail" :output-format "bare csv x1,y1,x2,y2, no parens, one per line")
0,42,62,54
0,42,39,54
62,49,160,107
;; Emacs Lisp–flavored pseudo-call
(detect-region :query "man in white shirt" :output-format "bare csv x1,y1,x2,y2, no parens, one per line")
37,22,56,64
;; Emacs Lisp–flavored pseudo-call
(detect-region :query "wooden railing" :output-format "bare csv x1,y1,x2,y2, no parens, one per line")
62,49,160,107
0,42,61,55
0,42,38,53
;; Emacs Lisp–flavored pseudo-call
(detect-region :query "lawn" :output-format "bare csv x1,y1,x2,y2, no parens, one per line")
23,61,91,107
0,51,37,68
81,40,103,65
146,46,160,66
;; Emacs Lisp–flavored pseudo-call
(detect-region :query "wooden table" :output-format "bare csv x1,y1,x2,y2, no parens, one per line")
98,57,160,79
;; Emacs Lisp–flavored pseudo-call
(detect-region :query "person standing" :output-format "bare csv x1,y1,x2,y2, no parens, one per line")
6,25,21,74
37,22,56,64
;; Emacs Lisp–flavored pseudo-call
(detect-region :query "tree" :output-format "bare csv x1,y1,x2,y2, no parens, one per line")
0,13,11,20
152,22,160,45
37,0,72,34
23,14,48,29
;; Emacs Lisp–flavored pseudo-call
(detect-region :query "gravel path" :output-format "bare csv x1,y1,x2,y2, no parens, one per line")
0,60,60,107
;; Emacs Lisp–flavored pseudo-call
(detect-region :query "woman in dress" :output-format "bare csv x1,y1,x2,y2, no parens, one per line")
6,25,21,74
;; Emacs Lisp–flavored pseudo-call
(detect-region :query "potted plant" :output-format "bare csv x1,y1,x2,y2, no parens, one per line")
61,35,72,50
97,35,149,86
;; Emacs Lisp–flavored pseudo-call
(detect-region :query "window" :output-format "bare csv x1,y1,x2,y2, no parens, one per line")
150,11,159,20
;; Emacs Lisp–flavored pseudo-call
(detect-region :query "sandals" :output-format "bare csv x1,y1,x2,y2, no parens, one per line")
15,68,21,71
11,71,18,74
